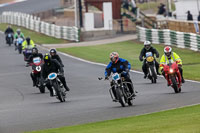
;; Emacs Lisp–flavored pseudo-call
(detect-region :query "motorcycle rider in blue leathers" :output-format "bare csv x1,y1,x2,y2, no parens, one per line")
105,52,135,101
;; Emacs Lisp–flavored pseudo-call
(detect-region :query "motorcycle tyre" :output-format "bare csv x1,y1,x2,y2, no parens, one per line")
116,88,126,107
171,76,179,93
52,81,65,102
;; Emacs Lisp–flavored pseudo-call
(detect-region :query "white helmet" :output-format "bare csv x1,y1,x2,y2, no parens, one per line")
144,41,151,50
144,41,151,46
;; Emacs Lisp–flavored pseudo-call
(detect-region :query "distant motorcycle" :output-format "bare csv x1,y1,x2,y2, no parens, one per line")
44,73,66,102
6,33,13,46
145,52,157,83
100,72,135,107
30,57,45,93
23,48,32,66
160,60,182,93
16,37,24,54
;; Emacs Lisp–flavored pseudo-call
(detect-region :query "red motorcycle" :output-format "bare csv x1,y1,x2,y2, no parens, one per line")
160,60,182,93
30,57,45,93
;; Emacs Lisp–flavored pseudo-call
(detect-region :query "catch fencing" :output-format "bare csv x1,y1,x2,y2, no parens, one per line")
137,26,200,51
0,11,80,42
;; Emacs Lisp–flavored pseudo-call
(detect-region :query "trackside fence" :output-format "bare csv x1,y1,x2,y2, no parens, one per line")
0,11,80,42
137,26,200,51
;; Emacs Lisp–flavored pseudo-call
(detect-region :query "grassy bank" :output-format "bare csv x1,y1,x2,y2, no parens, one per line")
27,104,200,133
57,41,200,81
0,23,69,44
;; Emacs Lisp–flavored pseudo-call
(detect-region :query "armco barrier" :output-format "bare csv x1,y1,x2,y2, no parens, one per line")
137,26,200,51
0,11,79,42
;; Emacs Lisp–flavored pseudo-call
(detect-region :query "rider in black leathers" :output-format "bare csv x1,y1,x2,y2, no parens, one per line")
41,54,70,96
139,41,160,79
4,25,14,44
50,49,64,67
29,48,43,86
105,52,135,101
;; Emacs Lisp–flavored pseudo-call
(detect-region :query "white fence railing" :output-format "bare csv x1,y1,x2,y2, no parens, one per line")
0,11,80,42
137,26,200,51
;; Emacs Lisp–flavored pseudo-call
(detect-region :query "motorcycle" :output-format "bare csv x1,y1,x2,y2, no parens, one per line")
30,57,45,93
16,37,24,54
6,33,13,46
45,73,66,102
160,60,182,93
100,72,135,107
145,52,157,83
23,48,33,67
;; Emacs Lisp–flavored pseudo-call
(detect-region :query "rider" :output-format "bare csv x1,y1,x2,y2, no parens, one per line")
50,49,64,67
14,29,25,49
4,25,14,43
139,41,160,78
105,52,135,101
41,54,70,96
160,46,185,84
29,47,43,86
22,37,35,50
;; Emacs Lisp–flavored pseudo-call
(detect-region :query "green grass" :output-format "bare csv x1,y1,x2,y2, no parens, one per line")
26,104,200,133
0,23,69,44
57,40,200,81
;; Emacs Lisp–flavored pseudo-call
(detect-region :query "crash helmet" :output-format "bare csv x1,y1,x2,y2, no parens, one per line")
164,46,172,58
32,47,38,55
44,53,51,65
16,29,21,35
144,41,151,50
50,49,57,56
110,52,119,64
26,37,31,45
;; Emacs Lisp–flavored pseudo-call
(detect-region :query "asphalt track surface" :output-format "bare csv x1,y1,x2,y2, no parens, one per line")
0,0,60,14
1,32,200,133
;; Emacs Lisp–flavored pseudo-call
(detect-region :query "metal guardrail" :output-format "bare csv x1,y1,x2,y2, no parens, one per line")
0,11,80,42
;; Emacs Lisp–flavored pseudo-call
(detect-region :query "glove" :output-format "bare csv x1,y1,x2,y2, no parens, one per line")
59,72,64,76
105,76,109,80
139,57,143,62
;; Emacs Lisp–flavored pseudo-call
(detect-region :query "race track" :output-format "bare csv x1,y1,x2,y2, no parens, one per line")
0,33,200,133
0,0,60,14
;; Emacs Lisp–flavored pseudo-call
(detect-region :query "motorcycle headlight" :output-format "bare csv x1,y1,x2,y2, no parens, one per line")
36,66,41,72
169,69,173,73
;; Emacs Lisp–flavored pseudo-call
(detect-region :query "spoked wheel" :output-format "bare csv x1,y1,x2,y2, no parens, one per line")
116,88,126,107
150,66,157,84
52,82,65,102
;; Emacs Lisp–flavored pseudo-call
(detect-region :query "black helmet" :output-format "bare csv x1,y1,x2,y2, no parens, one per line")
50,49,57,56
32,47,38,55
44,53,51,65
26,37,31,45
17,29,21,35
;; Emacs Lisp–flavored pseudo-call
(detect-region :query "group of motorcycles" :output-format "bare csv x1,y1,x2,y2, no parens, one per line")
5,35,67,102
98,52,183,107
144,52,182,93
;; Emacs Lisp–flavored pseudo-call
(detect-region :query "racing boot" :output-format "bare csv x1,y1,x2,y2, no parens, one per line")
64,84,70,92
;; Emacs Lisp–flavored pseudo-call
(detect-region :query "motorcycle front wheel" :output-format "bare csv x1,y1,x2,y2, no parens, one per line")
52,81,65,102
116,87,126,107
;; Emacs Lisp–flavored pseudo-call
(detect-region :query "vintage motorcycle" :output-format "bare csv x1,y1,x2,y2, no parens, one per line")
45,73,66,102
16,37,24,54
100,72,135,107
30,57,45,93
160,60,182,93
6,33,13,46
145,52,157,83
23,48,33,66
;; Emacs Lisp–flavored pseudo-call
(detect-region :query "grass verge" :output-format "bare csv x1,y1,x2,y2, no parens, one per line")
0,23,69,44
57,40,200,81
26,104,200,133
